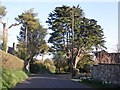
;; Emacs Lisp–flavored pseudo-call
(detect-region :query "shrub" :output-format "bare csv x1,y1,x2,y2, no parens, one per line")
30,61,56,74
30,62,49,74
23,69,31,76
30,63,41,73
44,63,56,73
44,58,53,66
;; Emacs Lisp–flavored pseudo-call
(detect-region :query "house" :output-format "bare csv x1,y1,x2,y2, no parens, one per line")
91,50,120,85
8,43,16,55
0,42,2,50
93,50,120,64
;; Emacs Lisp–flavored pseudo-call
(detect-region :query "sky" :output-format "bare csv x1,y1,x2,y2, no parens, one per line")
0,0,119,59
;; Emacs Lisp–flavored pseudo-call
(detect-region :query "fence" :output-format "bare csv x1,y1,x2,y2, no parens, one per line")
91,63,120,84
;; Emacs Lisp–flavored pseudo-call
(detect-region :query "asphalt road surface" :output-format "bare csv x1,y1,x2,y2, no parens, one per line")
14,74,94,89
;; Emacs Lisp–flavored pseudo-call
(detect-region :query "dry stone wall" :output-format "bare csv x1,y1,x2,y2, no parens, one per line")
91,63,120,84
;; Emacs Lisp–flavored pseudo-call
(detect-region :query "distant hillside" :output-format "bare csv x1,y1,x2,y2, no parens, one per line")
0,50,24,70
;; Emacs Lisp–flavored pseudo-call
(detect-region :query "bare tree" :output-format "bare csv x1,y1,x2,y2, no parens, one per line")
0,20,21,52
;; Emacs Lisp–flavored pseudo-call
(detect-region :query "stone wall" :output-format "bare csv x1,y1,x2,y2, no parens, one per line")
91,63,120,84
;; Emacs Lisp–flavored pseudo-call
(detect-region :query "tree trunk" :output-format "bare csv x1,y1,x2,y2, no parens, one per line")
0,21,21,52
42,54,44,63
74,48,84,69
3,23,7,52
29,54,34,63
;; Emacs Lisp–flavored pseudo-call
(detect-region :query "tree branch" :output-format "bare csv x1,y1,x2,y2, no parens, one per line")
8,22,21,29
0,20,5,25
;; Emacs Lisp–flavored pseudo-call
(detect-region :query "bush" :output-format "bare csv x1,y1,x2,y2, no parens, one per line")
23,69,31,76
30,62,49,74
71,68,80,77
30,61,56,74
54,59,69,73
76,54,94,73
44,58,53,65
62,66,69,72
30,63,41,73
44,63,56,73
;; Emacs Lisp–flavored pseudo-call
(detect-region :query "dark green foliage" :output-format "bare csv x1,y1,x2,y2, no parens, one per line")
54,59,69,73
47,5,106,74
23,69,31,77
16,9,47,62
30,61,56,74
47,5,106,53
16,42,28,60
77,54,94,73
30,63,46,73
46,5,83,53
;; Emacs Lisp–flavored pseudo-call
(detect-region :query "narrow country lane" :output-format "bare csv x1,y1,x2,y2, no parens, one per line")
13,74,95,89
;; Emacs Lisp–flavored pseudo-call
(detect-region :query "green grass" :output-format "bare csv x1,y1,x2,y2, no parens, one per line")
2,68,28,89
78,78,120,89
0,50,30,90
71,73,120,89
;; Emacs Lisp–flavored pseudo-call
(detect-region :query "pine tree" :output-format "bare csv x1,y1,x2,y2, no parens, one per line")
46,5,106,73
16,9,47,63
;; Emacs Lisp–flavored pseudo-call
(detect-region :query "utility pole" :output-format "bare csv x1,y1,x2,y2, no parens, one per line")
71,11,75,77
2,23,7,52
6,18,8,52
25,27,30,72
25,27,28,59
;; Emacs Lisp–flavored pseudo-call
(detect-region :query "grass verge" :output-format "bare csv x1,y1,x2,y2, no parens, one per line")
2,68,28,89
77,78,120,89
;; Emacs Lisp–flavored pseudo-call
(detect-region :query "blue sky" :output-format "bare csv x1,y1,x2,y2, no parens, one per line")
0,0,118,54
